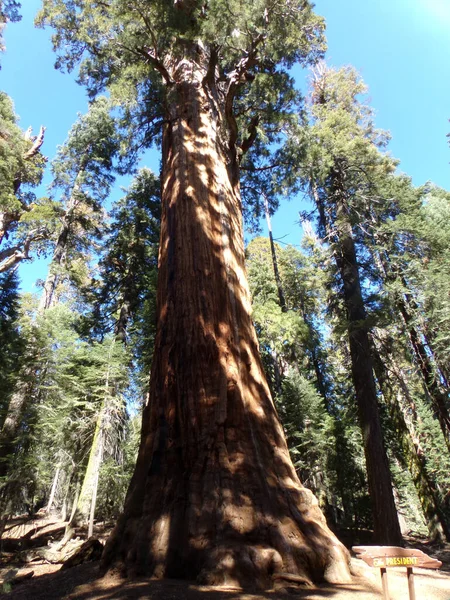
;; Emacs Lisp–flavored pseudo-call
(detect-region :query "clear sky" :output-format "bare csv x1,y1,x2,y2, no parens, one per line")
1,0,449,289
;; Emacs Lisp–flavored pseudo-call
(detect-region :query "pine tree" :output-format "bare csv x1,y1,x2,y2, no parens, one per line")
375,181,450,448
39,97,124,310
70,169,161,535
295,63,403,545
88,167,160,346
0,91,48,271
0,99,125,505
38,0,351,586
371,333,450,540
0,269,22,413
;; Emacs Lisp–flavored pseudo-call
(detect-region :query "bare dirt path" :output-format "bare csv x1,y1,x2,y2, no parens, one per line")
2,559,449,600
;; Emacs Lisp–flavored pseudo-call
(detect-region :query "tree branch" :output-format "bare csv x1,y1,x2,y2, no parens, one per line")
240,115,259,156
225,33,264,150
139,47,174,85
23,126,46,160
202,44,219,87
0,228,47,273
240,160,289,172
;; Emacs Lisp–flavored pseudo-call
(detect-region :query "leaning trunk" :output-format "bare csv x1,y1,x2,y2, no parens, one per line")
38,177,84,312
46,465,61,514
102,55,351,588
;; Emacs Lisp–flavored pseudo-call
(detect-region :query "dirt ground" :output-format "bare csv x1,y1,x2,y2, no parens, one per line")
2,560,450,600
1,515,449,600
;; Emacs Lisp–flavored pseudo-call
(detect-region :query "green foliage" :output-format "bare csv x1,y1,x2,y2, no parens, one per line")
0,269,23,417
88,168,160,334
14,305,131,515
278,371,335,501
0,0,21,57
37,1,325,91
0,92,45,216
50,96,128,204
39,98,130,300
96,414,141,520
383,184,450,373
36,0,326,219
0,92,49,272
246,234,370,528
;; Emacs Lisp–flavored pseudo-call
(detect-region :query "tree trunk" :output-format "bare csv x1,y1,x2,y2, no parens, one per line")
73,338,115,527
332,163,403,546
38,226,69,312
371,341,450,541
38,177,84,312
102,55,351,589
88,445,101,539
46,465,61,513
72,418,104,526
372,245,450,450
397,296,450,451
263,195,287,312
0,378,34,479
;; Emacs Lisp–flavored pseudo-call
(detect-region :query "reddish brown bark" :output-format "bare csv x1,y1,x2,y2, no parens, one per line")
331,161,403,547
102,56,351,589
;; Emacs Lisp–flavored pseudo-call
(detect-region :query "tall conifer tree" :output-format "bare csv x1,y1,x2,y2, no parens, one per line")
295,63,403,545
37,0,351,586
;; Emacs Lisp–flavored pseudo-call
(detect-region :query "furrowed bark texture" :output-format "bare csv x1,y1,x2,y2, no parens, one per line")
102,57,351,589
333,166,403,546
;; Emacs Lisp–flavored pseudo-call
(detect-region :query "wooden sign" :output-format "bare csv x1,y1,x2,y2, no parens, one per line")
352,546,442,600
352,546,442,569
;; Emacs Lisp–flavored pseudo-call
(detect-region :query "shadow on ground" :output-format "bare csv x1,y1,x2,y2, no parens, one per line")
3,561,381,600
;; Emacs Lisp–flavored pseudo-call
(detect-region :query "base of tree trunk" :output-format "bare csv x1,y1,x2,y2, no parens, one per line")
101,481,351,590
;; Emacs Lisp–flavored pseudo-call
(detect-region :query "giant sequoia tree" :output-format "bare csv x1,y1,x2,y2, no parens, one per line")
38,0,351,588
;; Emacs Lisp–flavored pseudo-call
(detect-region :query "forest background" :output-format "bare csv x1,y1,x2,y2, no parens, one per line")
1,0,450,568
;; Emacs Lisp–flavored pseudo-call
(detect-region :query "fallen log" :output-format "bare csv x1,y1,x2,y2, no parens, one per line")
61,538,103,570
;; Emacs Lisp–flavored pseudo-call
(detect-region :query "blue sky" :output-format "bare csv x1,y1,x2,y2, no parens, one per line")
2,0,449,289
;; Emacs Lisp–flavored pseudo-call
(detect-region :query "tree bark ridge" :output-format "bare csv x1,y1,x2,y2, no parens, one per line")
102,55,351,589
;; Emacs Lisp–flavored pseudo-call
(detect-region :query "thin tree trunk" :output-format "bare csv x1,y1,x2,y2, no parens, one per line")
371,341,450,542
397,297,450,450
38,227,69,311
88,442,102,539
38,177,84,312
332,162,403,546
0,179,84,486
69,482,80,525
263,194,287,311
73,339,114,527
372,244,450,450
102,53,351,588
73,417,104,526
46,465,61,513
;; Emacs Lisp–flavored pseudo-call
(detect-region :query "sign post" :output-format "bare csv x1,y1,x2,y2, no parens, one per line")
352,546,442,600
